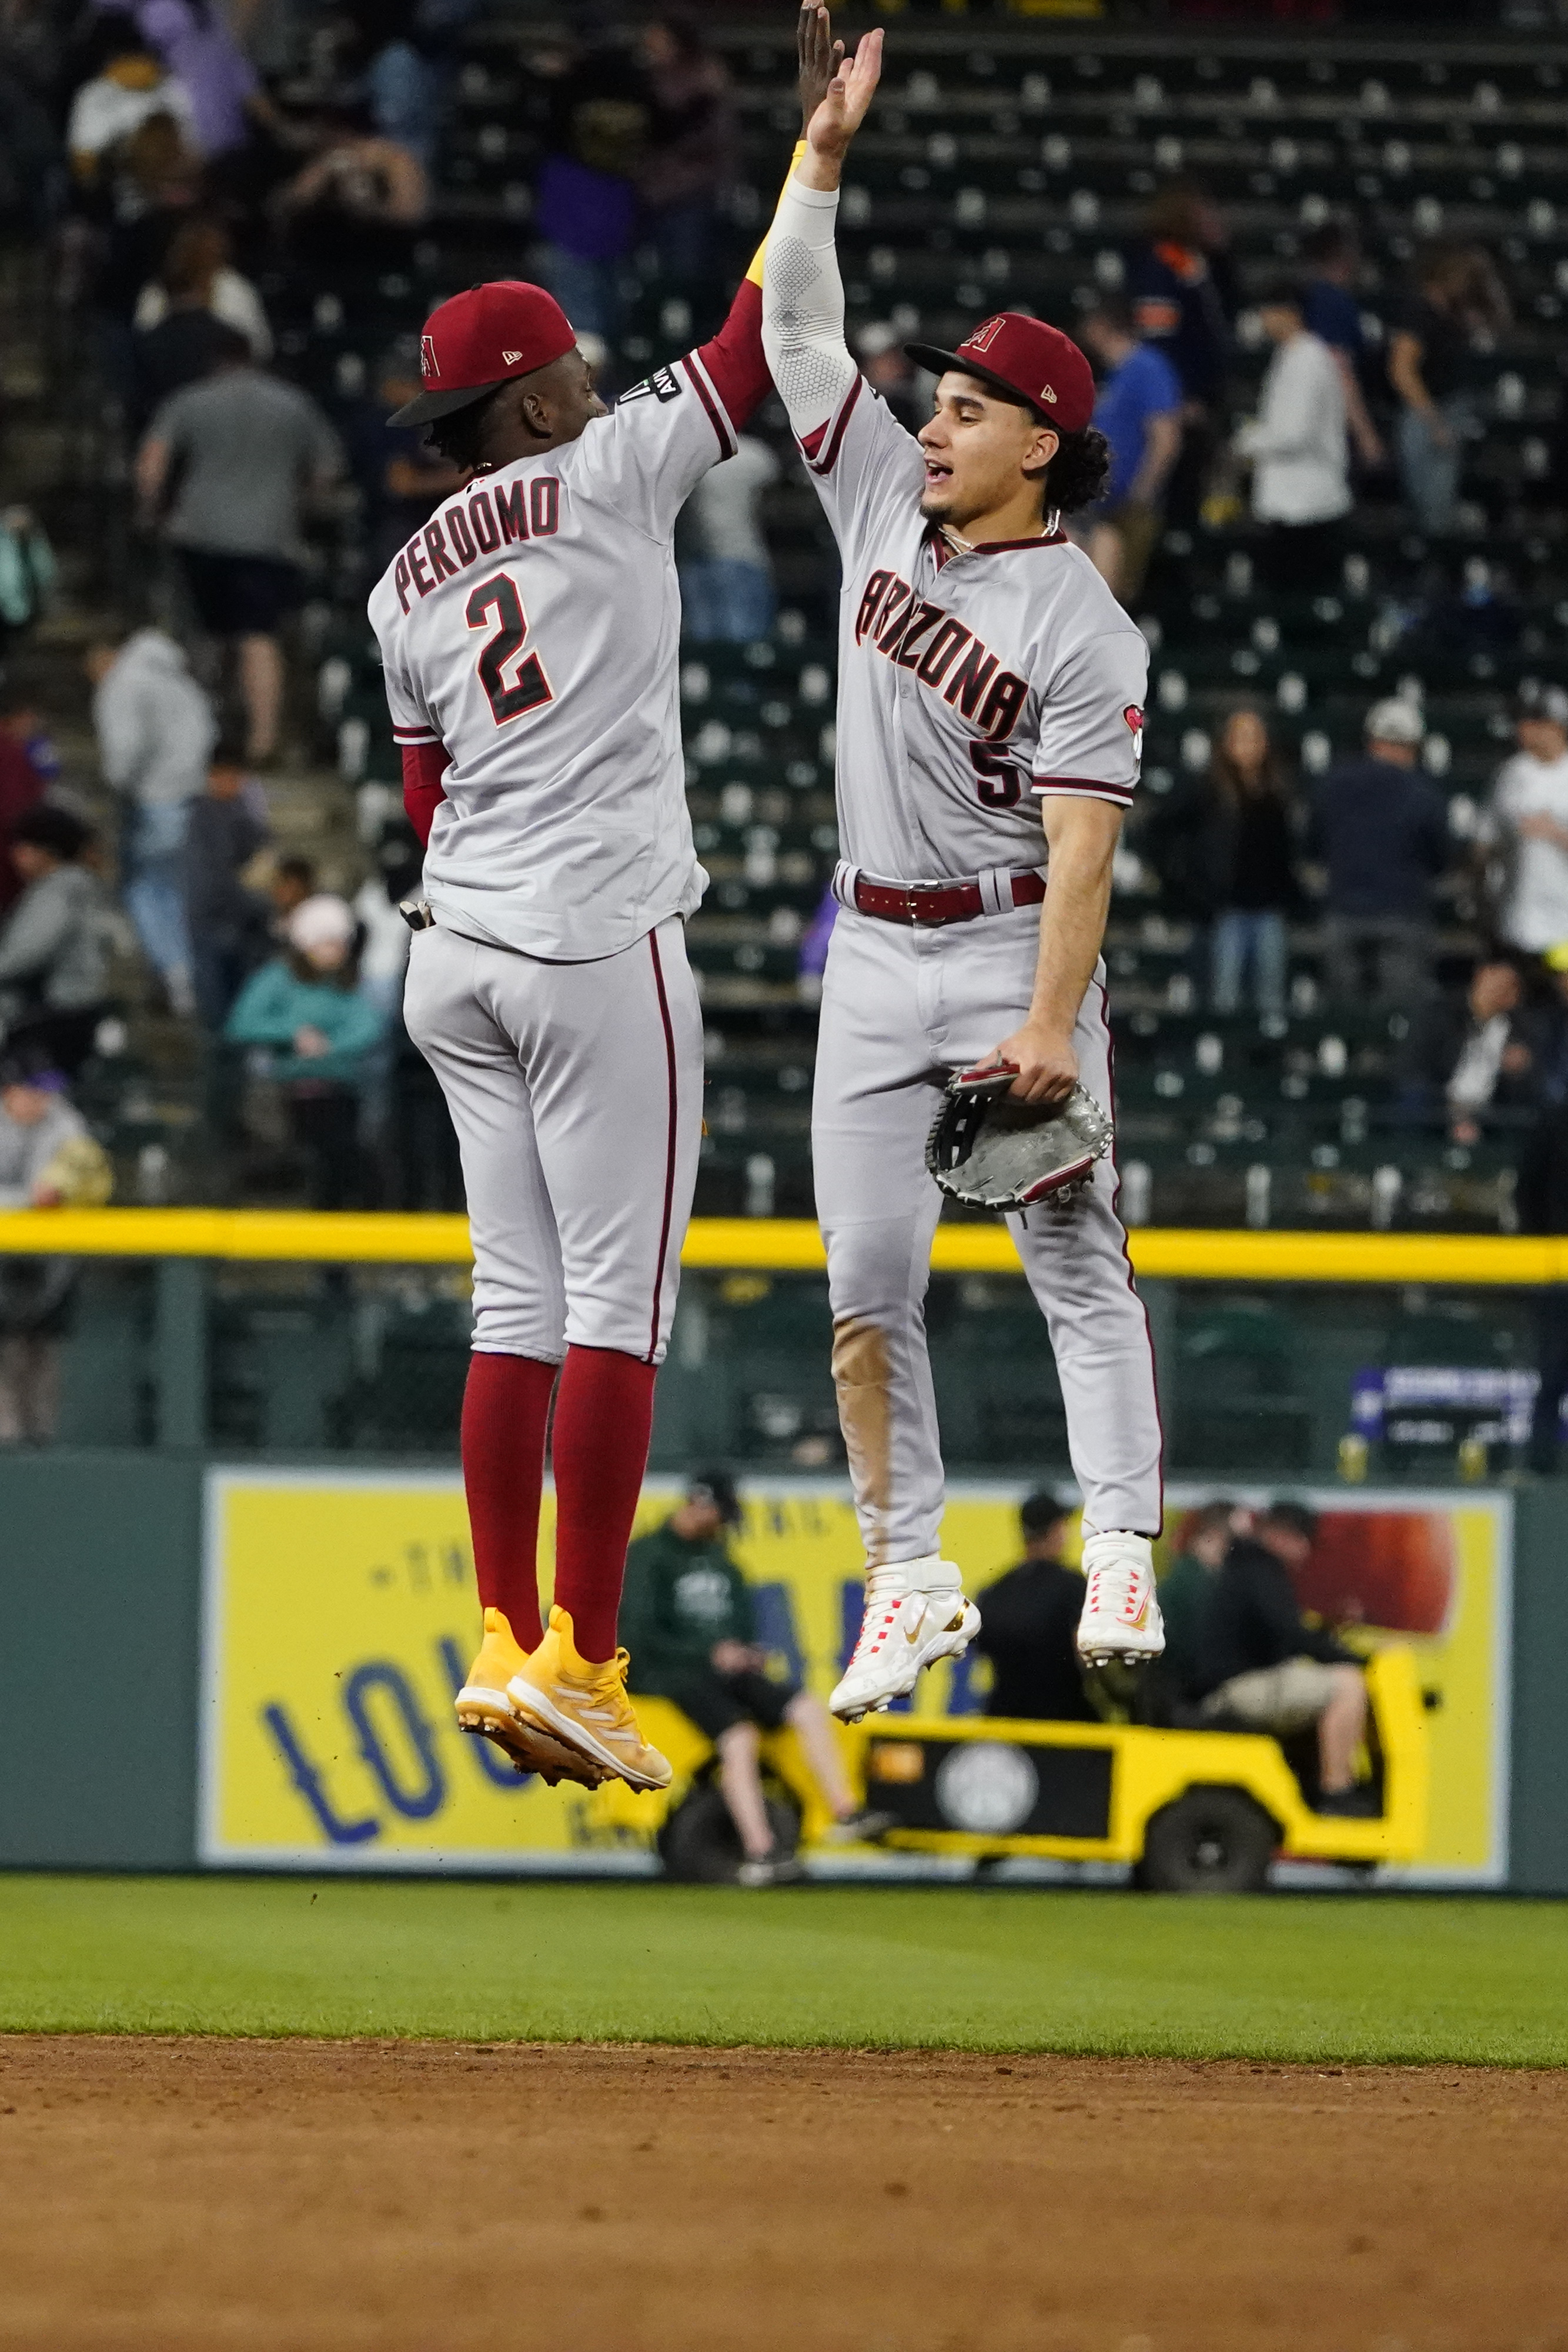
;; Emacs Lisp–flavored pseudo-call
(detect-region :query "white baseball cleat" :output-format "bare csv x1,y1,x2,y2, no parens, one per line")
1075,1531,1165,1668
831,1556,981,1723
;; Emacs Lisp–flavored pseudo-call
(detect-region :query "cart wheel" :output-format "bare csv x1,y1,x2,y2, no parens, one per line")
656,1782,801,1885
1136,1787,1278,1894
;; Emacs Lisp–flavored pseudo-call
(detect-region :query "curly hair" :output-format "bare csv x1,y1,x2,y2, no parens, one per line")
423,383,507,471
1045,426,1112,517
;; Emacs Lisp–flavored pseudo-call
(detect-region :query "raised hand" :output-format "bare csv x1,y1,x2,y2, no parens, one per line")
798,2,845,133
801,12,883,169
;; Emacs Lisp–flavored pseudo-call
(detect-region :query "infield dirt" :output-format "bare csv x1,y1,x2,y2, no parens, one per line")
1,2037,1564,2351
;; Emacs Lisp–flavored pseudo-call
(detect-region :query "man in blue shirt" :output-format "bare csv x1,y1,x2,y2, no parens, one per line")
1300,223,1384,470
1080,295,1183,602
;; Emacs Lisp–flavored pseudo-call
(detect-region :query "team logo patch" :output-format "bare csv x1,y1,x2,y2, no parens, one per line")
420,334,439,380
618,366,683,407
1124,704,1144,733
964,316,1007,355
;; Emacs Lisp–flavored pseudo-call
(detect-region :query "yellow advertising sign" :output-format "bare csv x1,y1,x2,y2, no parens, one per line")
199,1473,1509,1881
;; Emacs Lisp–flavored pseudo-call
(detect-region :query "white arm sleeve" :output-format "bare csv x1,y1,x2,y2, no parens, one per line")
762,176,860,442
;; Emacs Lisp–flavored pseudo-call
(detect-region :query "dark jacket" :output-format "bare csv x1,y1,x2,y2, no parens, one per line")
1148,774,1303,920
1399,991,1542,1122
619,1521,755,1692
1196,1536,1357,1698
1310,756,1449,921
975,1558,1096,1723
1155,1551,1214,1702
185,792,270,942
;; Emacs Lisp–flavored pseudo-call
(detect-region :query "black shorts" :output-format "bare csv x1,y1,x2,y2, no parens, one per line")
660,1668,798,1742
179,549,301,637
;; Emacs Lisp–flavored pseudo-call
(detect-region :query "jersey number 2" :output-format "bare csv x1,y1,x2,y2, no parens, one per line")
466,573,553,725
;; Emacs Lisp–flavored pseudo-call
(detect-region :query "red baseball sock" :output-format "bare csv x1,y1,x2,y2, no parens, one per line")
460,1352,559,1648
551,1345,657,1664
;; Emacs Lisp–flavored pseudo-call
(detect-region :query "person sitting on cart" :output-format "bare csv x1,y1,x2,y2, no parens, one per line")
621,1471,895,1885
1156,1500,1239,1706
1192,1501,1377,1816
973,1492,1098,1723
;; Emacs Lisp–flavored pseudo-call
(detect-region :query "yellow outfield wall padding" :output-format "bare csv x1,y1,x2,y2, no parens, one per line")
0,1208,1562,1285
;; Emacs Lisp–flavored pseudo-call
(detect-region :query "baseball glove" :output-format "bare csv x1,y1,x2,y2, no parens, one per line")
925,1067,1113,1213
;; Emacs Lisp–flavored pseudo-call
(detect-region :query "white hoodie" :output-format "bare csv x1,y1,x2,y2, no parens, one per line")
1236,329,1350,525
93,629,216,808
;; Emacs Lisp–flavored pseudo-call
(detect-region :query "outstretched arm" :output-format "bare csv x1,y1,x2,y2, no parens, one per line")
762,9,884,443
688,5,855,430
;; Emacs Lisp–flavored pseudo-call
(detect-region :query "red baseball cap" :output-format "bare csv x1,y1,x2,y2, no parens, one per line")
906,312,1097,434
391,282,579,425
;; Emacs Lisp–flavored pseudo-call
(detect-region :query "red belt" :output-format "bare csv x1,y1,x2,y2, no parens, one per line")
846,868,1047,927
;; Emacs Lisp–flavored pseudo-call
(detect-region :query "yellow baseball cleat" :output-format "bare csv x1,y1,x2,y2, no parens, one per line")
455,1607,610,1789
506,1605,673,1793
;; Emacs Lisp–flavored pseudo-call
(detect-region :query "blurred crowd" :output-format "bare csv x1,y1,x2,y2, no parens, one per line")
0,1,1565,1265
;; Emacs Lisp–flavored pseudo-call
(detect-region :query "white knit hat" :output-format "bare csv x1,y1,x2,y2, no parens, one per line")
287,893,356,954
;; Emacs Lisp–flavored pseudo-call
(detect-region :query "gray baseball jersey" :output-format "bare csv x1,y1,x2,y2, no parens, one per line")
369,349,744,963
803,376,1149,881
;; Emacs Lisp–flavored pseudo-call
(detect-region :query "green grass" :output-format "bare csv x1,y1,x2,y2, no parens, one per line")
2,1876,1565,2064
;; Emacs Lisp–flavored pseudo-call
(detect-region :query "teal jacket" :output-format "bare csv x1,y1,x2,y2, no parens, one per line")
620,1521,756,1692
225,960,385,1085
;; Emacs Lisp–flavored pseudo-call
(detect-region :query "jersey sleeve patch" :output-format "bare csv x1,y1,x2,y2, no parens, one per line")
618,367,684,407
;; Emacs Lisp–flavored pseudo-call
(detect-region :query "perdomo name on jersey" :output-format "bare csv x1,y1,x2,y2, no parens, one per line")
393,476,563,614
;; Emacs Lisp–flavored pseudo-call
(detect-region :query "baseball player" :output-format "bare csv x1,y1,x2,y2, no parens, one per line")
764,10,1166,1721
369,71,830,1792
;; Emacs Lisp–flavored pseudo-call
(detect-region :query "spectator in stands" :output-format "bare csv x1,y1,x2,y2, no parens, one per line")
1129,179,1236,527
91,110,205,400
1388,243,1510,537
1234,280,1350,596
118,0,268,164
0,690,61,795
272,103,428,282
1400,957,1537,1144
0,1060,113,1446
0,690,48,914
1299,222,1385,470
133,215,271,381
1194,1501,1376,1816
1480,685,1568,960
85,624,214,1016
135,326,342,765
346,348,466,578
532,28,653,350
972,1491,1096,1723
1079,293,1183,605
0,505,56,657
1156,1501,1237,1707
225,892,385,1209
639,12,738,335
677,436,779,644
1198,704,1302,1020
620,1470,894,1886
856,322,929,436
340,0,480,177
66,19,196,188
185,737,270,1030
0,808,110,1077
1312,699,1447,1005
268,853,316,936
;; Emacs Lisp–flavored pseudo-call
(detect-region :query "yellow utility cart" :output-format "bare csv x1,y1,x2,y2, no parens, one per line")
589,1645,1429,1892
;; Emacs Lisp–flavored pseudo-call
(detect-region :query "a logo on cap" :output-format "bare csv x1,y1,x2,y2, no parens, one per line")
965,316,1007,355
502,350,523,365
421,335,439,380
1041,383,1058,404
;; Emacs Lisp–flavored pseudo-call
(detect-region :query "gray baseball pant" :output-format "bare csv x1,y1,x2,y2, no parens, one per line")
812,904,1164,1561
402,916,703,1365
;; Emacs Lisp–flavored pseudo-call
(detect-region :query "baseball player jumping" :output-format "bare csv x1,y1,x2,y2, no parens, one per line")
369,69,829,1792
765,9,1166,1721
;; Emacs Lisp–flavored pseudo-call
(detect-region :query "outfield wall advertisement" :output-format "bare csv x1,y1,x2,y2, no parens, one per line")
199,1471,1512,1883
